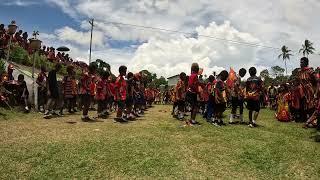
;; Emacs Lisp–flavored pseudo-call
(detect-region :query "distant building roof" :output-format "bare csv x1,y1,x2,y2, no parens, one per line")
167,74,179,79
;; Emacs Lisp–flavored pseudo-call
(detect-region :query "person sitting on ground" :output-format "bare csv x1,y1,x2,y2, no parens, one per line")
276,84,292,122
114,65,128,122
17,74,29,113
212,70,229,126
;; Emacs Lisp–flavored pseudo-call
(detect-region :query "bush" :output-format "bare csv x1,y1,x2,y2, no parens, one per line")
0,59,5,75
9,44,29,65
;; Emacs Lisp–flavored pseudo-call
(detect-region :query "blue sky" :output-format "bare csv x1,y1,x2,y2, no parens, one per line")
0,0,319,77
0,0,77,34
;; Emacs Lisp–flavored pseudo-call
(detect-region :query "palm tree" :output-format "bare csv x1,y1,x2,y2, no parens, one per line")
299,39,315,57
278,45,292,75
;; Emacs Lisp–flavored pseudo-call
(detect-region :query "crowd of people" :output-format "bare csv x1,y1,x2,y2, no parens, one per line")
0,21,87,69
169,57,320,129
39,63,163,122
1,21,320,131
1,62,161,122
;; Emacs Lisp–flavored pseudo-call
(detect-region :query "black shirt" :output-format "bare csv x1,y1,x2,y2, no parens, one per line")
48,70,58,94
246,75,262,93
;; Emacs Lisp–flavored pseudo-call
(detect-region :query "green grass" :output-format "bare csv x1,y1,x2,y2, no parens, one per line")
0,106,319,179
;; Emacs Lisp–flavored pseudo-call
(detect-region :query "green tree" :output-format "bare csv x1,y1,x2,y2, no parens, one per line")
299,39,315,57
95,59,111,76
271,66,285,77
278,45,292,75
140,70,154,83
259,69,273,86
260,69,269,79
153,76,168,87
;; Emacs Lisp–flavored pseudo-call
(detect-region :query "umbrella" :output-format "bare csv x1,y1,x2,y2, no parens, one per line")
57,46,70,52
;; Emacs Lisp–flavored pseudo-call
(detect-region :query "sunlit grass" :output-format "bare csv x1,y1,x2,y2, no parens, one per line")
0,106,319,179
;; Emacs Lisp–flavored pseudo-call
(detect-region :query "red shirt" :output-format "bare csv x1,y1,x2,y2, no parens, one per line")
115,75,127,101
80,74,91,95
90,82,96,96
188,73,199,93
175,79,186,100
96,78,106,100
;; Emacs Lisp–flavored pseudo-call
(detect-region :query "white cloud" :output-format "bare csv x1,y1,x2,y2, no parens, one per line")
129,21,261,77
55,26,105,47
42,0,320,77
2,0,38,6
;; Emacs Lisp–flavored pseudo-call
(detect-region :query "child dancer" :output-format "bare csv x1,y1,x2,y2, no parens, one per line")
114,65,128,123
276,84,292,122
126,72,136,120
212,70,229,126
36,66,47,113
17,74,29,113
229,68,246,124
62,65,75,114
186,63,200,125
96,70,109,119
80,64,97,121
245,67,263,128
206,75,215,122
175,72,187,120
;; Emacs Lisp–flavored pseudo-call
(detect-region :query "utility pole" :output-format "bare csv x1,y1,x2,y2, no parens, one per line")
89,19,94,64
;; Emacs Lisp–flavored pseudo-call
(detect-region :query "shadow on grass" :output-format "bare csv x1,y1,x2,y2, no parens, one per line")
0,112,8,120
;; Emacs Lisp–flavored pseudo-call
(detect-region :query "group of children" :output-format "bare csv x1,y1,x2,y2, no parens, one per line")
35,63,158,122
171,63,263,128
272,57,320,129
170,57,320,130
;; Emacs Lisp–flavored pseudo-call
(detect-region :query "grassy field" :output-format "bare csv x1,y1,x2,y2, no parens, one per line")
0,105,319,179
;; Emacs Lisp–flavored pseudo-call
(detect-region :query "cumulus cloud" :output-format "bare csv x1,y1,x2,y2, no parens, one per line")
42,0,320,77
129,21,261,77
54,26,105,47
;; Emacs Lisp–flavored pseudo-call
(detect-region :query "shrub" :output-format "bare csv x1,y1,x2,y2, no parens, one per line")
9,44,29,65
0,59,5,75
